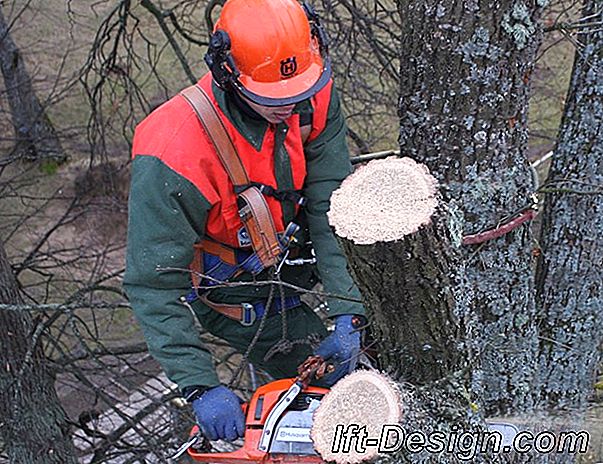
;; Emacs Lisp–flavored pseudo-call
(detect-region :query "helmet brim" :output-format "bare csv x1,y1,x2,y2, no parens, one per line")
233,59,332,107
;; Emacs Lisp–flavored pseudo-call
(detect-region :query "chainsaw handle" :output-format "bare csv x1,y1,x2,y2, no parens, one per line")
184,379,329,462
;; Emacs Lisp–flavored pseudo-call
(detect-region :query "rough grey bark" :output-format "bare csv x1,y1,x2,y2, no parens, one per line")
398,0,545,415
534,0,603,410
0,6,64,162
0,242,77,463
340,206,468,386
329,159,496,463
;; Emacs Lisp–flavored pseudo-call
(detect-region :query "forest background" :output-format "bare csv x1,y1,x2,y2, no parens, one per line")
0,0,601,462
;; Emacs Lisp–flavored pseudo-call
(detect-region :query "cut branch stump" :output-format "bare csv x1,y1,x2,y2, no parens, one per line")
328,157,469,385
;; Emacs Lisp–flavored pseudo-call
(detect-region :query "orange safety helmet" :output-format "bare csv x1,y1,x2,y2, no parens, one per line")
205,0,331,107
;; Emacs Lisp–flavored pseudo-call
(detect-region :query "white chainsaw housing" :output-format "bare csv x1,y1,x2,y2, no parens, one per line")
268,399,321,454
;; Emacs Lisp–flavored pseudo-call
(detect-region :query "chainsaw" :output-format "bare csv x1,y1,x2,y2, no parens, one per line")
172,357,331,463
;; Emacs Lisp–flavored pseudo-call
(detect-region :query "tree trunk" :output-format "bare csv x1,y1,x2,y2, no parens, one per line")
328,158,489,463
397,0,545,415
0,242,77,463
534,0,603,410
331,159,468,387
0,6,64,162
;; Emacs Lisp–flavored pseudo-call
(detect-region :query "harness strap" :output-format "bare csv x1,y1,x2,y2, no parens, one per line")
190,239,238,289
180,85,249,186
180,84,308,324
235,183,307,206
191,223,302,290
199,293,302,326
180,84,285,270
238,187,282,269
196,239,237,266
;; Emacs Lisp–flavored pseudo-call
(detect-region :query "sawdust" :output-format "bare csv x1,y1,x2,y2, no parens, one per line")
328,157,439,245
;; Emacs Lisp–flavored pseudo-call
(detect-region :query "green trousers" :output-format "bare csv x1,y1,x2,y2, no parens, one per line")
192,300,329,380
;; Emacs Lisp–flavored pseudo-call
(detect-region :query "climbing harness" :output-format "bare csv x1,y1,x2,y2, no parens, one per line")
180,84,309,326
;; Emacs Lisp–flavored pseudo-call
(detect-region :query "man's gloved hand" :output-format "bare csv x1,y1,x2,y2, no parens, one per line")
315,315,364,386
192,386,245,441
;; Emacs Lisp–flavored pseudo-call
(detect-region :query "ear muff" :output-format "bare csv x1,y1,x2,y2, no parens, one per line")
204,29,240,90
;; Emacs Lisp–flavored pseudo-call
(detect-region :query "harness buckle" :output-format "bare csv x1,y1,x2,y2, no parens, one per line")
241,302,256,326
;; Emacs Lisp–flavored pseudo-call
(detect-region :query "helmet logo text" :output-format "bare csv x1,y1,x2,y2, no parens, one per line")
280,57,298,78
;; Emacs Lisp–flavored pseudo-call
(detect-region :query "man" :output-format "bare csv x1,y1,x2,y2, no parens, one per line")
124,0,366,443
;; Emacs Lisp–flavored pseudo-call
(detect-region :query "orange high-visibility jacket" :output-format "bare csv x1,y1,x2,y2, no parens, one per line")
124,73,365,389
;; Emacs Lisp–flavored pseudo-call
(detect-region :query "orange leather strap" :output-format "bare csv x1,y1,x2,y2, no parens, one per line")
238,187,282,269
190,243,203,289
198,294,255,326
180,84,249,187
190,239,239,289
180,84,284,279
197,239,237,266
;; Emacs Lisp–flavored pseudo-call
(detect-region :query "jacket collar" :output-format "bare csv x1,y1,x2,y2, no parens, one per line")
211,81,311,151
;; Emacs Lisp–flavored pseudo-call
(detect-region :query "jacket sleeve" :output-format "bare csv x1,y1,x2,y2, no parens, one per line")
303,86,366,318
123,155,221,390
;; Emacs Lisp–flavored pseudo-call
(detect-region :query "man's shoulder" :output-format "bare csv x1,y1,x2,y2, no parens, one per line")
132,74,217,161
132,93,197,155
130,79,225,200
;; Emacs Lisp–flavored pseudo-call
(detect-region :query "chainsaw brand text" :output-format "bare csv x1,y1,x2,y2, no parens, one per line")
330,424,590,459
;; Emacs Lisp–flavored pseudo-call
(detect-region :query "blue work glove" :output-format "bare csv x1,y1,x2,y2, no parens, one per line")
192,386,245,441
315,315,364,386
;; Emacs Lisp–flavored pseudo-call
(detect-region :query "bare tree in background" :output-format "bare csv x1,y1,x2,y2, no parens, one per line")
0,4,64,163
535,0,603,410
0,241,77,463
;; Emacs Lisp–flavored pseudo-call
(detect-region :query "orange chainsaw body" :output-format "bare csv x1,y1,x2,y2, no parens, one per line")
188,378,328,463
